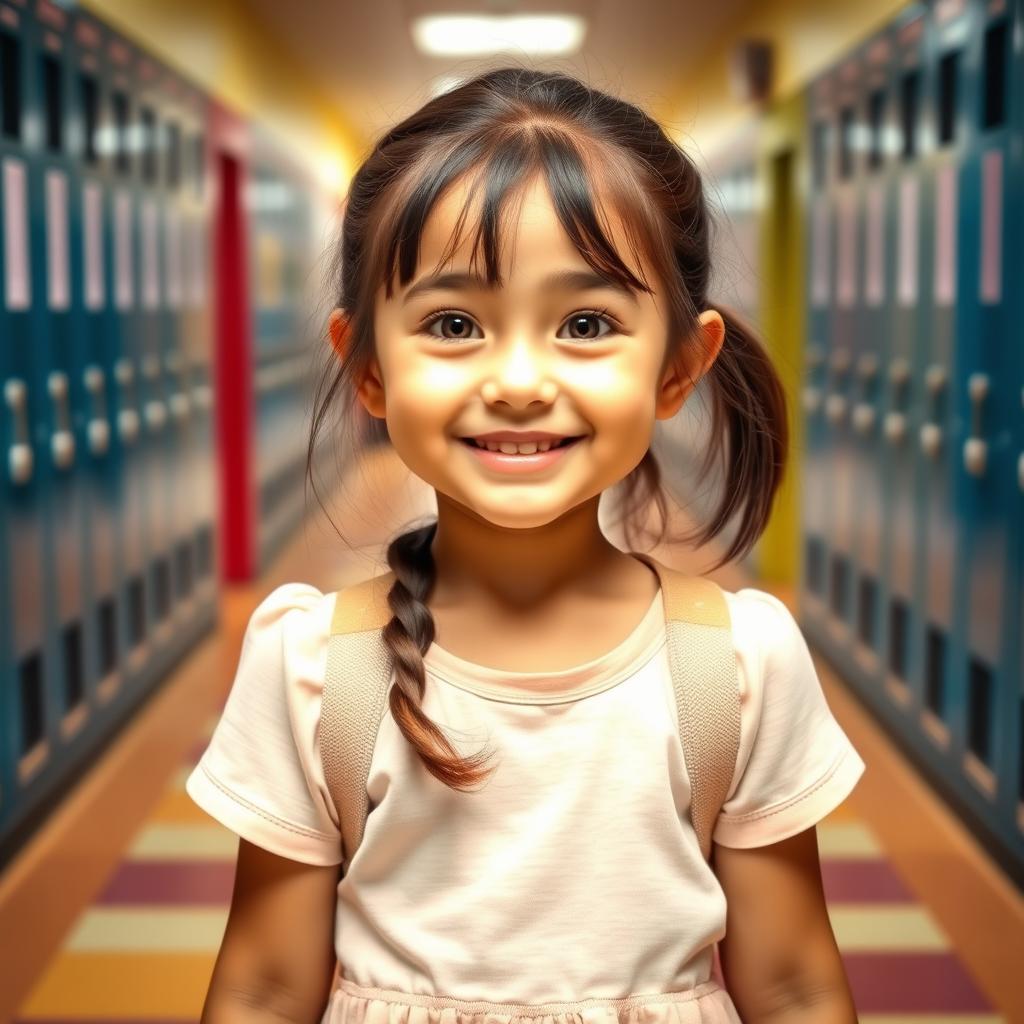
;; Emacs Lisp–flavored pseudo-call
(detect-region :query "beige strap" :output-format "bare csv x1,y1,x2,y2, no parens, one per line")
319,571,395,873
630,553,741,860
319,554,740,872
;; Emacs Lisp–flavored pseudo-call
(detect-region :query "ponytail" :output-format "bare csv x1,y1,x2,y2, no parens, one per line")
695,303,789,570
382,521,497,791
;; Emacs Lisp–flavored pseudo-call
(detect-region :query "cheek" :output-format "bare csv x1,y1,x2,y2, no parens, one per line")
382,359,465,446
573,360,658,434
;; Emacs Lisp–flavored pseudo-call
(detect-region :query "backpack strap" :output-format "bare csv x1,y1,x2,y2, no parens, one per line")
629,553,742,861
319,555,741,872
319,569,396,874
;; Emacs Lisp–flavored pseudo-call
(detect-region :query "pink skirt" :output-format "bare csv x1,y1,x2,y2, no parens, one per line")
323,976,742,1024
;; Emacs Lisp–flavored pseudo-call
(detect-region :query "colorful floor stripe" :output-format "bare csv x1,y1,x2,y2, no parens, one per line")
14,715,1004,1023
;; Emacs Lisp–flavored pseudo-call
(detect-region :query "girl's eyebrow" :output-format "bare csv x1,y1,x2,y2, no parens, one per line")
402,268,639,305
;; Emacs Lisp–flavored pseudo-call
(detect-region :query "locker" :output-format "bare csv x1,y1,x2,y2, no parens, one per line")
846,26,896,679
950,0,1022,825
878,5,930,710
0,0,46,840
801,68,837,625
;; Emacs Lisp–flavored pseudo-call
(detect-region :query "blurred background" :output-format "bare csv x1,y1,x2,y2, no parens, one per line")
0,0,1022,1019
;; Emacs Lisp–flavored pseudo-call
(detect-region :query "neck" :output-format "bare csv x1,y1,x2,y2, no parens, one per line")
427,492,633,612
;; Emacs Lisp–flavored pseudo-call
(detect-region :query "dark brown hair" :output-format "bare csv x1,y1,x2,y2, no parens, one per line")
307,66,787,794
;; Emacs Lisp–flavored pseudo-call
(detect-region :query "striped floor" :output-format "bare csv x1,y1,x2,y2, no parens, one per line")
13,713,1004,1024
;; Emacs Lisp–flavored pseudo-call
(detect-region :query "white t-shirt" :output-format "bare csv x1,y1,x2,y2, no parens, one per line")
187,579,866,1008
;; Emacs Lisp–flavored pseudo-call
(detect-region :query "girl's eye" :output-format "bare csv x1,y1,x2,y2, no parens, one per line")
419,309,619,342
558,311,617,341
422,312,482,341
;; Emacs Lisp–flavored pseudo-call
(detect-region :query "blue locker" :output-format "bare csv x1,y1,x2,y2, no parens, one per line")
68,10,121,717
800,70,837,626
819,52,861,647
1,1,46,840
950,0,1022,831
846,27,896,678
104,33,149,678
878,6,930,711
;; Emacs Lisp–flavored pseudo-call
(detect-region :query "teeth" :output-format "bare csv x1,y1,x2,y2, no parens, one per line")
473,438,563,454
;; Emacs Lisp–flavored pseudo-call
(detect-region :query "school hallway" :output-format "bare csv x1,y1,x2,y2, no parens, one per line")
2,0,1023,1020
0,447,1017,1023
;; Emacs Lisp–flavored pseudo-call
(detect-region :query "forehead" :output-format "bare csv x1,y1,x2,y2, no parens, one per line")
413,168,648,285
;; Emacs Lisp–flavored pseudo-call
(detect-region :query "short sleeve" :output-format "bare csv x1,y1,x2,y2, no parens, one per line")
185,583,344,865
711,589,867,849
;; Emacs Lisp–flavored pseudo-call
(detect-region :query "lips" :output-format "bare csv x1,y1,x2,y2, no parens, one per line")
461,436,581,450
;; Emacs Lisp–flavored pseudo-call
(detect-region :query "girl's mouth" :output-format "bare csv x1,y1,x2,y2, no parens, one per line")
458,435,585,473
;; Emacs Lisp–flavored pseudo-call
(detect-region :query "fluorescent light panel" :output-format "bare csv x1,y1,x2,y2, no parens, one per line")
411,15,586,57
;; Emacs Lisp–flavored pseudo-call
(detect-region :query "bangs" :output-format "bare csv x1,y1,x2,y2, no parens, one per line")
364,123,679,315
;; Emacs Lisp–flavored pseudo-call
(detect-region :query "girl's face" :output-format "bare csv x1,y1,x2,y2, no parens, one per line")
350,171,722,531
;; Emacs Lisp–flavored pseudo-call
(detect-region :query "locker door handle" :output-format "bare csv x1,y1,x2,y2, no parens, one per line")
825,394,847,424
4,379,34,485
114,359,140,445
803,386,823,413
920,422,942,458
48,372,76,470
853,403,875,434
145,399,168,431
963,373,989,478
83,366,110,456
192,383,212,410
170,392,191,420
883,412,907,443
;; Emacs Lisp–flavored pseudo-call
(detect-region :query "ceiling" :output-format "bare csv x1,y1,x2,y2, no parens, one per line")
243,0,754,152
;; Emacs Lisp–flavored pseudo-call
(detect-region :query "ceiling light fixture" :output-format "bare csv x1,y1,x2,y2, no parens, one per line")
411,15,587,57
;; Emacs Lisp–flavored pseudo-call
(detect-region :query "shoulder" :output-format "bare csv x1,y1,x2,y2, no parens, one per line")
238,583,337,685
718,587,811,699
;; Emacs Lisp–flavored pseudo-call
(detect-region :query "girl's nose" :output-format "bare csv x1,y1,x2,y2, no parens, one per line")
481,339,558,407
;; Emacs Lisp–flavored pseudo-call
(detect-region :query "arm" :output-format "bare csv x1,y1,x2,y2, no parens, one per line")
200,838,342,1023
711,826,859,1023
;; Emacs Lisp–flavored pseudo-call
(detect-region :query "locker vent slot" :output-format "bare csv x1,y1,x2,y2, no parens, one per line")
857,575,877,648
889,598,908,679
805,536,825,596
98,596,117,675
925,624,946,717
166,120,181,190
41,53,62,152
1018,695,1023,807
191,132,205,197
80,72,99,165
811,121,828,189
62,620,84,711
128,574,146,646
829,553,849,620
982,21,1007,129
197,525,213,578
867,88,885,169
937,50,959,146
1,30,21,140
19,650,44,754
176,538,194,599
154,558,171,620
900,69,919,161
141,105,157,185
967,657,993,766
838,106,855,180
113,90,130,175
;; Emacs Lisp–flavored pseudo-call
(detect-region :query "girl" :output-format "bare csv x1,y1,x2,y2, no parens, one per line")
187,67,866,1023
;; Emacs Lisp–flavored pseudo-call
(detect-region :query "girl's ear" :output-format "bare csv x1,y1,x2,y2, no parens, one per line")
655,309,726,419
327,308,350,360
328,308,387,418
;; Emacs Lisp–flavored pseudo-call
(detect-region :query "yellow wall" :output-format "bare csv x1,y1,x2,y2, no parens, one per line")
666,0,909,155
81,0,361,196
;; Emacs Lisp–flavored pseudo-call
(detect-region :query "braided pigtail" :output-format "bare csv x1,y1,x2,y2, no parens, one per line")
383,521,496,790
